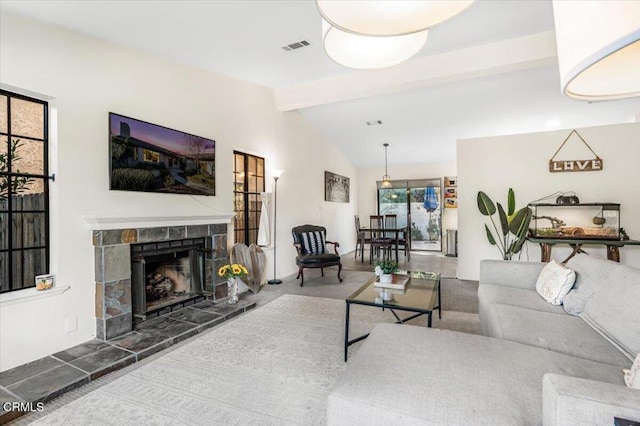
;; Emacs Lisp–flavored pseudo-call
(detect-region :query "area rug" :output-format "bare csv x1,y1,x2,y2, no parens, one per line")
30,294,478,425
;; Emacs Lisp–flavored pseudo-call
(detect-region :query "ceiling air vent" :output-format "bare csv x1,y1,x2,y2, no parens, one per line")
281,40,311,51
366,120,383,126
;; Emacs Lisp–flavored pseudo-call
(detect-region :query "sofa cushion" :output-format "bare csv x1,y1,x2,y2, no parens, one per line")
491,304,630,368
327,324,624,426
479,284,566,314
563,254,621,315
581,264,640,361
536,260,576,305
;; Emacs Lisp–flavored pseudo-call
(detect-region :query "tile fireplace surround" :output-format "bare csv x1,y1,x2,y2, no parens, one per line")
92,221,229,340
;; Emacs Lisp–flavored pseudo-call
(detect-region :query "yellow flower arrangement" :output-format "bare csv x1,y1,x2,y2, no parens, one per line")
218,263,249,279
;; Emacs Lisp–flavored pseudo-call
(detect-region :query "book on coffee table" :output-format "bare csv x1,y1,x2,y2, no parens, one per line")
374,275,410,290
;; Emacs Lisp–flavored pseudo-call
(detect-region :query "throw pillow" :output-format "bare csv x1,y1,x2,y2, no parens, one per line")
623,353,640,389
536,260,577,305
301,231,326,254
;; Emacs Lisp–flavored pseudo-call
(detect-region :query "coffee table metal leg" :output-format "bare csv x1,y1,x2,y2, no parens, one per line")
427,313,432,328
344,301,350,362
438,278,442,319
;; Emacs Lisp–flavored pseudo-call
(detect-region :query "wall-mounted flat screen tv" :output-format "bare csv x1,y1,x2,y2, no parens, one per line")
109,112,216,196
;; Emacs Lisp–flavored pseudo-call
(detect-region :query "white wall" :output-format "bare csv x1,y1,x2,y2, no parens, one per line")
0,12,357,371
357,161,458,233
458,122,640,280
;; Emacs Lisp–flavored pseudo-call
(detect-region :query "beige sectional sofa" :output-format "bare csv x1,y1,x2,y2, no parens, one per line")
327,254,640,425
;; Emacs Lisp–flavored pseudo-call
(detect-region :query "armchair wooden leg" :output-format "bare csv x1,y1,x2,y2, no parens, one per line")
338,263,343,282
299,267,305,287
321,268,325,277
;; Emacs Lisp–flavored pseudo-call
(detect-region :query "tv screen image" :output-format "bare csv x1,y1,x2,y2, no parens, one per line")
109,113,216,196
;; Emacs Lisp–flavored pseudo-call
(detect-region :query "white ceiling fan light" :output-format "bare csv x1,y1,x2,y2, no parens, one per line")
322,18,429,69
316,0,474,36
552,0,640,101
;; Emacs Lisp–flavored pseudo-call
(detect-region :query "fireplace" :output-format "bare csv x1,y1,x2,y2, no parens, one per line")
92,221,230,341
131,238,205,320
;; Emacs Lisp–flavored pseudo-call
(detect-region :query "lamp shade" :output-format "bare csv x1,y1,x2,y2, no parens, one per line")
316,0,474,36
322,18,428,69
552,0,640,101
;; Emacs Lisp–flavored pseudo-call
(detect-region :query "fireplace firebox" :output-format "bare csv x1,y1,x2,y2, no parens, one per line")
131,238,205,320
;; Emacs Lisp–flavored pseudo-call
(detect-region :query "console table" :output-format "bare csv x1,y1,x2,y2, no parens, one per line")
527,237,640,263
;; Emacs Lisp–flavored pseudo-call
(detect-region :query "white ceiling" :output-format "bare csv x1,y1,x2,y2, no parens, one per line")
2,0,639,167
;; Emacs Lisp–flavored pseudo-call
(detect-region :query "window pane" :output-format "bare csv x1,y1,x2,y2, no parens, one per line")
0,213,7,250
257,177,264,192
13,138,44,175
0,95,7,134
10,97,44,140
234,154,244,172
12,180,45,208
257,158,264,177
248,156,256,175
248,172,257,192
19,248,47,289
0,252,8,292
0,135,7,172
12,213,46,248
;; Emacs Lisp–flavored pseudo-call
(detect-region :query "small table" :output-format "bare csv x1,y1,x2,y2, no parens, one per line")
527,237,640,263
344,271,440,361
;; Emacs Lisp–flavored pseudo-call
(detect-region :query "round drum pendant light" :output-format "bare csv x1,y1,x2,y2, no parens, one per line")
322,19,428,69
316,0,474,36
553,0,640,101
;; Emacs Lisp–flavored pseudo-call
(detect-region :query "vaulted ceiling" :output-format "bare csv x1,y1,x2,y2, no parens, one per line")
2,0,638,167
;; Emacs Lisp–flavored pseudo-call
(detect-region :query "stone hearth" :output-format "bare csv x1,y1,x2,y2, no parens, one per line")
93,223,229,340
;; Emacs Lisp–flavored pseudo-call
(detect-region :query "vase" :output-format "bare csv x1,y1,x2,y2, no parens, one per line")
227,278,239,304
380,273,393,283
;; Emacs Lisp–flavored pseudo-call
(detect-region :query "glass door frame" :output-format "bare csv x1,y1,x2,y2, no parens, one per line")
376,178,443,253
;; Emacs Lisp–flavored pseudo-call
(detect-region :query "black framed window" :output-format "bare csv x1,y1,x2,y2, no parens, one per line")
0,90,50,293
233,151,264,245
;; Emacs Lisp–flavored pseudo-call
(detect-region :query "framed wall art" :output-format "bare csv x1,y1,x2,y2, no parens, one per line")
324,171,350,203
110,113,216,195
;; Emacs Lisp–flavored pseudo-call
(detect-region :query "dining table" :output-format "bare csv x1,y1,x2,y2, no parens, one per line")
360,226,409,263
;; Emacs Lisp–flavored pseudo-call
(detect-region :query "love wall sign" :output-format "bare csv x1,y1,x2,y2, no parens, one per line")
549,130,603,173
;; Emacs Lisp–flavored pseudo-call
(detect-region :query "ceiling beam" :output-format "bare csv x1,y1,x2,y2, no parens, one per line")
275,31,558,111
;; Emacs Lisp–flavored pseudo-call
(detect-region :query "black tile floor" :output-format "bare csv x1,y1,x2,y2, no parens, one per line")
0,298,255,424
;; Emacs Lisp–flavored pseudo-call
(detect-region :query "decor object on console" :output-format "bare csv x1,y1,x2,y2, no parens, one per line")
552,0,640,101
268,169,284,285
324,171,350,203
109,113,216,195
317,0,474,69
218,263,249,304
292,224,342,286
549,130,603,173
529,202,621,240
477,188,533,260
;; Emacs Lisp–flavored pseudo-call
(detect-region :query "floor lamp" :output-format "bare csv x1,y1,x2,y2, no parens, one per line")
268,169,284,285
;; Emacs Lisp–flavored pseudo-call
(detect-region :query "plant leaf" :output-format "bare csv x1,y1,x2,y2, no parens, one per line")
477,191,496,216
507,188,515,216
485,224,497,245
497,203,509,236
509,207,533,238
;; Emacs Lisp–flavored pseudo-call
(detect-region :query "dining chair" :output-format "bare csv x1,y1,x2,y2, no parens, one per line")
385,214,408,257
354,215,370,262
370,215,392,263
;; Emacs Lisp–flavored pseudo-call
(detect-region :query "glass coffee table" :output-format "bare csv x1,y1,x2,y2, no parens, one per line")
344,271,441,361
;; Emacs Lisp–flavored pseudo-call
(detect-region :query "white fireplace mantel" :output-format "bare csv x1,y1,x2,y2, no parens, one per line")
82,214,235,230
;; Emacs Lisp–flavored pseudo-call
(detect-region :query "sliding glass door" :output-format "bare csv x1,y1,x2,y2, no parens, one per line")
377,178,442,252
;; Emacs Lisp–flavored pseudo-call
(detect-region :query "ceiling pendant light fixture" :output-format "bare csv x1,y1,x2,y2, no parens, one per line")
381,143,392,188
316,0,474,36
318,0,474,70
552,0,640,101
322,18,428,69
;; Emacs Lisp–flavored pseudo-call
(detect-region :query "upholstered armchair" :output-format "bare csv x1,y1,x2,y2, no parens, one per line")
292,225,343,287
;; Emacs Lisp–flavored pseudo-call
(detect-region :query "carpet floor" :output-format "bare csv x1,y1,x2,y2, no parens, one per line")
25,279,479,425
